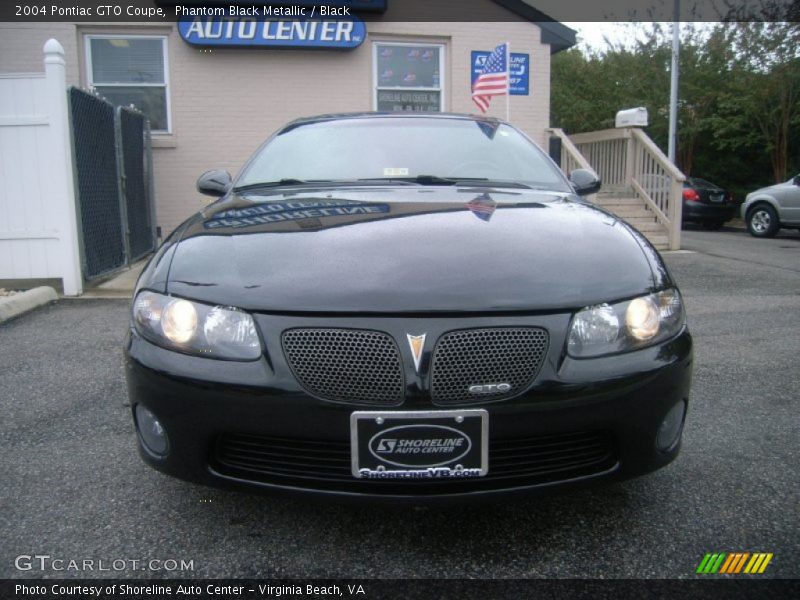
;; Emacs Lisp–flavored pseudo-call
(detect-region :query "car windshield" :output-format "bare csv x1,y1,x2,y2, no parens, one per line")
236,117,570,191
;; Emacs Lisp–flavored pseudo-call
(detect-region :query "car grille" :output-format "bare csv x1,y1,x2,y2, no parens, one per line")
430,327,549,405
281,328,404,406
213,430,616,495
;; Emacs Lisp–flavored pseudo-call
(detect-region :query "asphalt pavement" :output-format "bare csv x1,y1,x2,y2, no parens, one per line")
0,226,798,579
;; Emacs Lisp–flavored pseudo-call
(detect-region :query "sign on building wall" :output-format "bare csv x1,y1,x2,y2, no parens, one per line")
178,15,367,49
471,51,530,95
376,91,441,112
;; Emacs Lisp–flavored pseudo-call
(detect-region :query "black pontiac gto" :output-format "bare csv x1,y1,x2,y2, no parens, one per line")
125,113,693,500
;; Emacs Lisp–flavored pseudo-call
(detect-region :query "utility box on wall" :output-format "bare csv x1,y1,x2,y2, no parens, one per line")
615,107,648,128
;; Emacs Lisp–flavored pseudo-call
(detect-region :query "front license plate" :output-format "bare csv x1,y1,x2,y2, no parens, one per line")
351,410,488,479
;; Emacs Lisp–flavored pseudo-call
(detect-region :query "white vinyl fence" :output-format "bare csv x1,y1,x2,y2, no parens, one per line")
0,40,82,295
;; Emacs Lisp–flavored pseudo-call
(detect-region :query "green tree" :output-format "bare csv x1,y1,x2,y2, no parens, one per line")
551,22,800,195
709,22,800,183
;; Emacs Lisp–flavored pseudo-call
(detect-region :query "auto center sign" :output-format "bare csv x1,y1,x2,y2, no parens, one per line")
179,16,366,48
173,1,381,49
178,10,367,48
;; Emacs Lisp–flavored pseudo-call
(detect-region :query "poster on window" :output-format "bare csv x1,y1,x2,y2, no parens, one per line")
377,45,440,89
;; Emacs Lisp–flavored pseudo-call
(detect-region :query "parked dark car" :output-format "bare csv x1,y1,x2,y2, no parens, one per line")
682,177,737,230
125,113,692,501
742,174,800,238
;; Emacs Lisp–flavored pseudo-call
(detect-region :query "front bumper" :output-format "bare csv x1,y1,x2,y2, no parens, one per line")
124,315,693,503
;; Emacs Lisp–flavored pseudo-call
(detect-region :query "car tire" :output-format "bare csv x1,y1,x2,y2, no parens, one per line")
747,204,779,238
702,221,725,231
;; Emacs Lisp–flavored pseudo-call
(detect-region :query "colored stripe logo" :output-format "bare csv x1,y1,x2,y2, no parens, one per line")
696,552,773,574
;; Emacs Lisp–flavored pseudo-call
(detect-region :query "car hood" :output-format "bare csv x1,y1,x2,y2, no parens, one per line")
164,186,667,313
749,181,788,197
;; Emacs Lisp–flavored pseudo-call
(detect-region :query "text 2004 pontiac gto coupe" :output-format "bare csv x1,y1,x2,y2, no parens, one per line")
125,113,692,501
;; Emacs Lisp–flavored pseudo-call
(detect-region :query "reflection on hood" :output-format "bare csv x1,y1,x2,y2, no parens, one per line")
466,193,497,222
204,199,391,230
167,186,670,312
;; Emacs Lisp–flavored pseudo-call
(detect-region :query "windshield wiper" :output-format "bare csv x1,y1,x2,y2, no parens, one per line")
454,179,551,190
233,179,329,192
412,175,459,185
359,176,543,189
234,177,541,192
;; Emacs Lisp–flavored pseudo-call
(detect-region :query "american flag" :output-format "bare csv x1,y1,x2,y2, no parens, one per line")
472,43,509,113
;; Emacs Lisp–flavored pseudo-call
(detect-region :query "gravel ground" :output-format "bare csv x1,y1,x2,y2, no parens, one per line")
0,227,798,580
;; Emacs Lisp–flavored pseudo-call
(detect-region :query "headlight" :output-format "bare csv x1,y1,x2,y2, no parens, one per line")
132,291,261,360
567,289,685,358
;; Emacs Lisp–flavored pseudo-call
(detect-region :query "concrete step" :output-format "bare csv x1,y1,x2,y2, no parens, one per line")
624,219,664,232
602,207,655,218
595,196,643,206
595,191,669,250
643,233,669,250
624,219,669,248
595,188,637,198
593,196,671,249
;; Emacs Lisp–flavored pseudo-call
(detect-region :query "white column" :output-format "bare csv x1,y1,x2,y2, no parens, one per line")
43,39,83,296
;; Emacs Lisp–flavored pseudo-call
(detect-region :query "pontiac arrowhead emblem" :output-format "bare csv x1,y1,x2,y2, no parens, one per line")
406,334,426,374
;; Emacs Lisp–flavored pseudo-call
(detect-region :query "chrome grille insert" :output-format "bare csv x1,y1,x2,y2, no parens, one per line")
430,327,549,405
281,328,404,406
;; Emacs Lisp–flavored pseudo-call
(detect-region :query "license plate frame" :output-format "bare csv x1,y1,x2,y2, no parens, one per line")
350,409,488,479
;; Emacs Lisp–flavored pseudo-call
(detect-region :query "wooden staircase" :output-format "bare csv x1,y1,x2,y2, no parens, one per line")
594,192,670,250
547,127,685,251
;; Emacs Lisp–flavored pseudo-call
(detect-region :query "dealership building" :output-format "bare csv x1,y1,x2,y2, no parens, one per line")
0,1,575,236
0,1,582,295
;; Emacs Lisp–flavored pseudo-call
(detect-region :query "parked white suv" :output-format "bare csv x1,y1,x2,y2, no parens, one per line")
742,174,800,237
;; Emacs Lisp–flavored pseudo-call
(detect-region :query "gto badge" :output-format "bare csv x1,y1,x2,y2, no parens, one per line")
406,333,426,374
468,383,512,395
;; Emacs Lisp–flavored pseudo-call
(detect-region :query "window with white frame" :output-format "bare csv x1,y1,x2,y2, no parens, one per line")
373,42,444,112
85,35,170,132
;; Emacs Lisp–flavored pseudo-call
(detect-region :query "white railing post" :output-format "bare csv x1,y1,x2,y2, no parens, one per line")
625,128,636,190
669,178,683,250
44,39,83,296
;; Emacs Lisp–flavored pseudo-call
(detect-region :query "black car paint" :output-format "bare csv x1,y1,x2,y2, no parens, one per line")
161,188,669,313
125,113,692,501
127,328,691,502
682,177,738,227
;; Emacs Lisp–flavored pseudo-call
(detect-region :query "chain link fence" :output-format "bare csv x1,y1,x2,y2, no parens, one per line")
69,87,156,280
119,108,155,262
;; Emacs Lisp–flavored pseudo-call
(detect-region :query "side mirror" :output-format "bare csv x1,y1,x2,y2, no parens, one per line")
569,169,602,196
792,175,800,186
197,169,232,197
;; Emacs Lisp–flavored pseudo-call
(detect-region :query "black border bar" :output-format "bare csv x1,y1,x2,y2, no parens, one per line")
3,579,800,600
2,0,798,22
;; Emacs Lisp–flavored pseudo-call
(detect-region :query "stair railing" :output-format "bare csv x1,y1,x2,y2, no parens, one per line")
546,127,599,203
567,127,685,250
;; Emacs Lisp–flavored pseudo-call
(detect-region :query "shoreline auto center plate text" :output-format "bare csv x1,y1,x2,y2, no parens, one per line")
350,410,488,479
